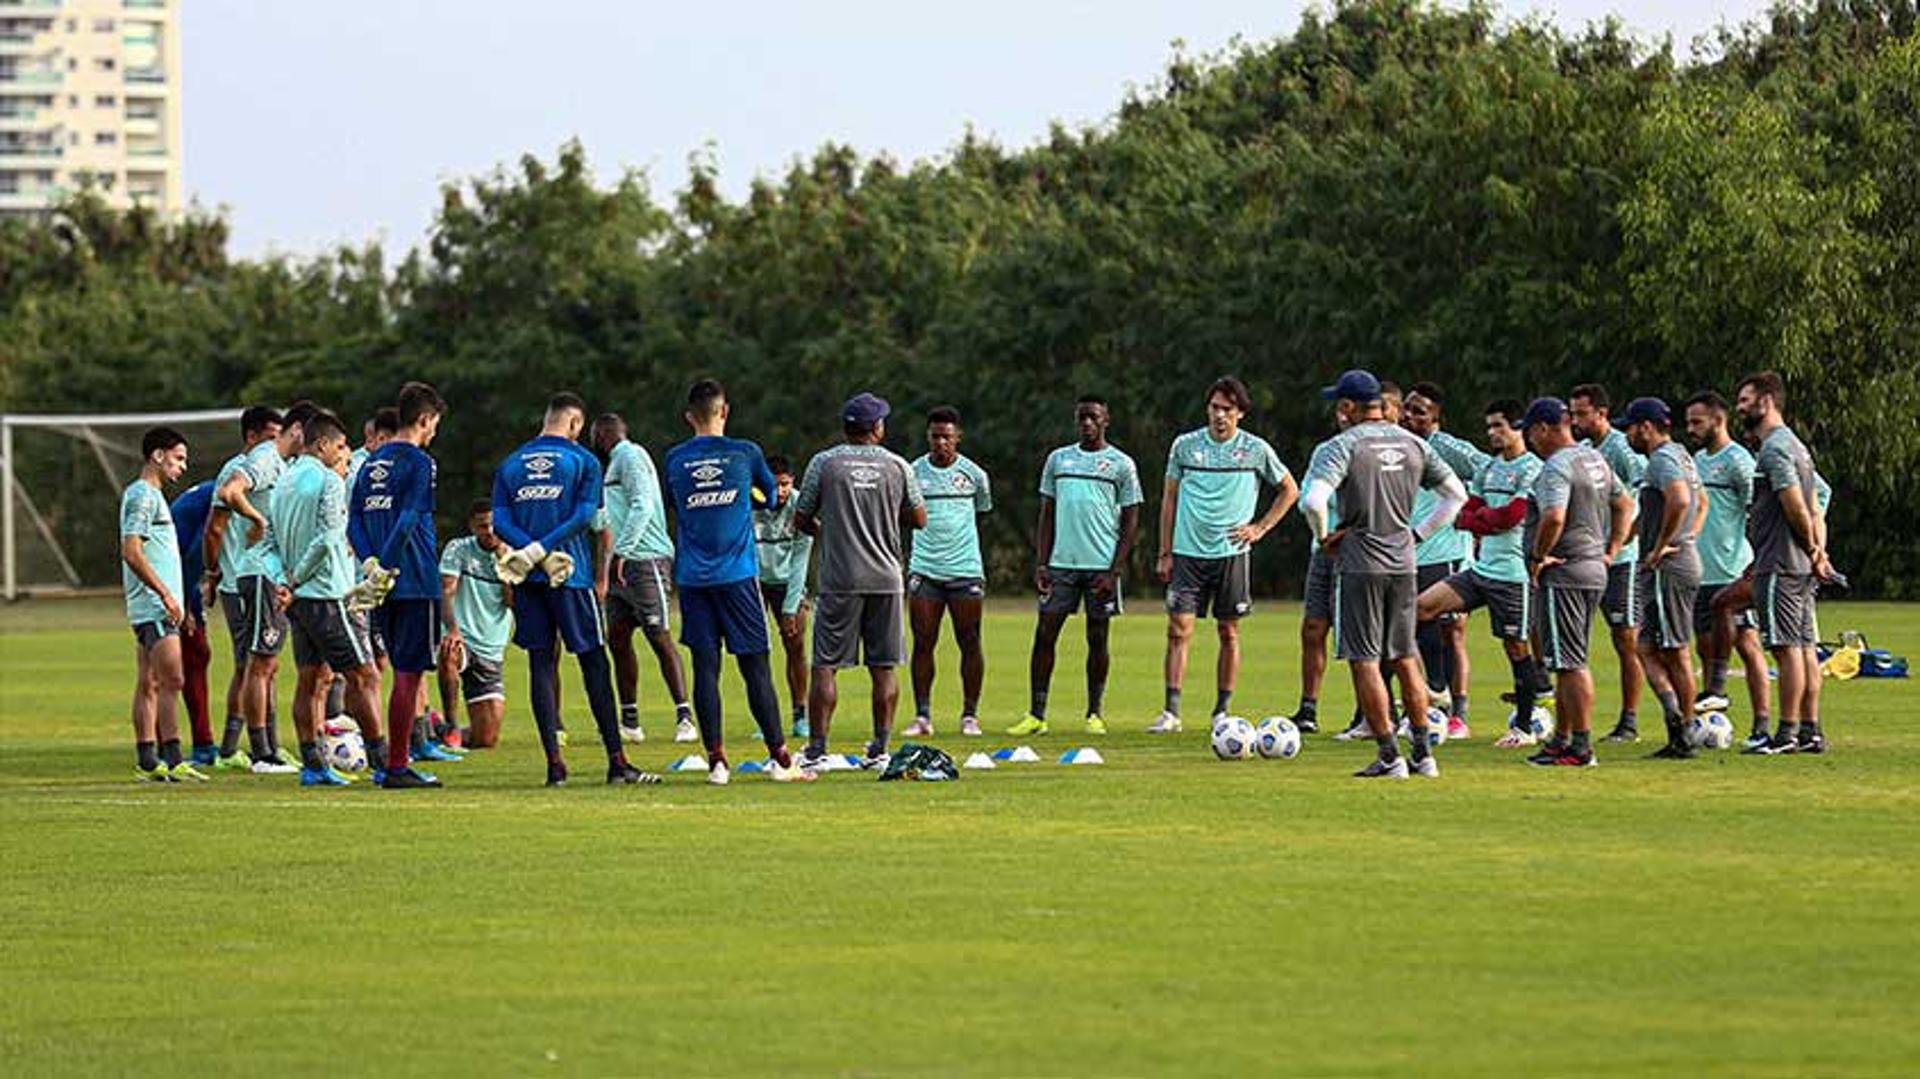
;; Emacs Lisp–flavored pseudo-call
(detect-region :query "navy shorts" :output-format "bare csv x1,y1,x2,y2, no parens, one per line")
513,582,606,655
680,578,770,656
373,597,441,673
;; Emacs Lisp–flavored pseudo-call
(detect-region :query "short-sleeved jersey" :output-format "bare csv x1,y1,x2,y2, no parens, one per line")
1589,427,1645,566
755,497,813,613
1306,420,1453,575
1414,430,1486,566
491,435,603,590
1526,444,1626,589
1470,452,1543,584
170,480,214,621
605,439,674,562
439,536,512,661
1693,441,1755,585
662,435,778,587
910,454,992,581
1039,443,1143,571
210,451,251,595
273,456,356,600
1638,441,1702,569
348,441,439,600
120,478,181,627
1165,428,1291,560
345,446,369,493
1749,425,1819,576
233,439,289,582
794,443,924,594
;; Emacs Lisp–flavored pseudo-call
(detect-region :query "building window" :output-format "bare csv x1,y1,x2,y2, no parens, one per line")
94,18,116,32
67,57,78,71
94,57,116,72
95,94,117,108
95,131,117,145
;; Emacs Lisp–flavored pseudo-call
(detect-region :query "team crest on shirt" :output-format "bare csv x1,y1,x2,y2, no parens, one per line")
850,466,881,487
525,452,558,480
1583,461,1609,485
1190,449,1205,464
1095,458,1111,473
950,473,975,494
692,464,723,484
1377,447,1406,472
366,462,390,487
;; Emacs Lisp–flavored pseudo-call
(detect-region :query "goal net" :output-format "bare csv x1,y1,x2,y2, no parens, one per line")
2,409,243,600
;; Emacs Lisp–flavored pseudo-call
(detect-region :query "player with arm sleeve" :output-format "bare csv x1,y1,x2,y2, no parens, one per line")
121,427,197,781
757,455,816,737
905,406,993,738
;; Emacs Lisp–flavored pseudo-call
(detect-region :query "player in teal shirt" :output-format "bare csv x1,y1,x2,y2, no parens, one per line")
1403,382,1491,736
591,414,693,745
201,407,283,768
121,426,196,781
438,499,516,749
1151,377,1298,733
904,407,994,737
1683,390,1765,718
1571,383,1648,742
1009,395,1143,737
756,454,816,735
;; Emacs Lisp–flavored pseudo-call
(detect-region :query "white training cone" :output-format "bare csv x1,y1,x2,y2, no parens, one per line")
962,752,997,770
669,755,707,773
1006,745,1041,763
1058,747,1105,765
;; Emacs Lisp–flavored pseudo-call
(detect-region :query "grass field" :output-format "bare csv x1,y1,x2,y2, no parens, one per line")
3,596,1919,1076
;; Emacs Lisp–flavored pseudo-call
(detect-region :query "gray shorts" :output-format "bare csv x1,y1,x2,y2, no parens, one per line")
908,574,985,604
219,591,249,664
1535,584,1601,672
1754,572,1817,648
132,621,179,651
1439,568,1529,642
460,651,506,704
1638,562,1699,651
1039,568,1123,619
812,592,905,669
1302,550,1334,623
1602,561,1641,628
1693,583,1757,635
1416,559,1467,624
237,575,289,657
1334,572,1417,663
288,597,375,674
606,557,673,633
1166,553,1252,620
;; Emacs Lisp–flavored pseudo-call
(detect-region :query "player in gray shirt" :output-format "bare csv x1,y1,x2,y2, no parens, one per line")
793,392,927,769
1735,370,1831,755
1570,383,1648,744
1301,370,1466,780
1622,398,1704,759
1519,398,1635,768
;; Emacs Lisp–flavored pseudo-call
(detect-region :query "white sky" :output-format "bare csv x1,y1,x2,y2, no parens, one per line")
181,1,1773,256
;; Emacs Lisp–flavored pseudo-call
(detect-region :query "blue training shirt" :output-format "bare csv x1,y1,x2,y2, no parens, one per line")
170,480,214,621
348,440,440,600
662,434,779,587
492,434,602,590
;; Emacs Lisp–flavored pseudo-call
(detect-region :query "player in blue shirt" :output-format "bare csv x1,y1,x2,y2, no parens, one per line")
492,392,656,787
662,379,814,785
169,477,217,763
350,382,460,778
122,426,197,781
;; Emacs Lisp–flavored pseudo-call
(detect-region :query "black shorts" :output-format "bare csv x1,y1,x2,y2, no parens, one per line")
813,592,905,669
607,557,673,633
1166,553,1252,620
288,597,377,674
1039,568,1123,619
680,578,770,656
1638,561,1698,651
218,591,249,665
1535,584,1601,672
132,621,179,651
513,582,606,655
908,574,985,604
1602,561,1641,628
1693,583,1758,635
1334,572,1417,662
1302,551,1334,623
236,575,288,658
372,597,441,674
1416,559,1468,624
1438,568,1529,642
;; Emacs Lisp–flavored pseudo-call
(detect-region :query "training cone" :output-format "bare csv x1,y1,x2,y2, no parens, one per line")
962,752,997,770
994,745,1040,763
735,760,768,774
1058,747,1105,765
669,755,706,773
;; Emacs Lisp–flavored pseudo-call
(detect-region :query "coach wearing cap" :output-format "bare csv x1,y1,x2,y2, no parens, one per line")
791,392,929,769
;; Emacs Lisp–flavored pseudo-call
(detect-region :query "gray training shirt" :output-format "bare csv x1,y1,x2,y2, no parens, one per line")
1525,443,1627,590
1748,424,1819,577
794,443,926,594
1638,441,1702,567
1304,420,1454,575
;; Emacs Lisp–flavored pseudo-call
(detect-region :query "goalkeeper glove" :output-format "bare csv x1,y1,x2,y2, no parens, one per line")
540,550,576,585
496,542,546,585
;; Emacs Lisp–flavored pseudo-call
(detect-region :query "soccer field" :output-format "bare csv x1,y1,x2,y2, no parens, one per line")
3,598,1918,1076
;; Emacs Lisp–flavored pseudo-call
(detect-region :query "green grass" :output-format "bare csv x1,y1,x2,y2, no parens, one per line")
3,597,1919,1076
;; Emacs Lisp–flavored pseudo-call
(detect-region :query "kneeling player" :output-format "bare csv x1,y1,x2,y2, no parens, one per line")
121,427,201,782
438,500,513,748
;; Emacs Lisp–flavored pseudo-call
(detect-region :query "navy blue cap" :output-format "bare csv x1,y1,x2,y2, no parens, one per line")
842,392,891,426
1518,397,1568,428
1320,369,1382,402
1623,397,1671,427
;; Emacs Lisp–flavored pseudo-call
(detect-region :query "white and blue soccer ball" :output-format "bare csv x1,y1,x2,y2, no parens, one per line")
322,723,368,772
1507,705,1554,740
1397,706,1448,748
1686,711,1735,750
1255,717,1302,760
1211,716,1257,760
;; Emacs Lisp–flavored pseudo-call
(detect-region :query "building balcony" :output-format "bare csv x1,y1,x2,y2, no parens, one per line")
0,69,61,86
0,151,62,169
123,68,165,84
123,0,167,9
122,116,157,135
0,2,63,12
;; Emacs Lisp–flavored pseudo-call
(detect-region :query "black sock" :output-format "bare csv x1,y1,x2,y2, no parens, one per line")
675,701,693,722
160,738,183,768
738,652,786,752
1416,620,1448,693
1801,717,1822,740
1570,729,1591,753
1618,709,1637,730
247,725,269,762
1510,656,1537,715
962,696,979,718
1296,696,1318,722
1213,689,1233,718
220,714,244,756
528,648,562,762
620,702,639,728
137,741,159,771
1374,733,1400,763
914,694,930,720
1776,719,1800,743
1029,688,1048,721
1450,693,1468,721
300,740,326,771
365,736,389,771
575,648,626,760
1164,686,1182,716
1409,731,1431,763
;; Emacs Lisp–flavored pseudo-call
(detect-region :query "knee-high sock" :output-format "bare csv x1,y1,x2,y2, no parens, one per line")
1417,620,1449,693
689,647,726,756
575,648,625,759
528,648,562,762
738,651,788,761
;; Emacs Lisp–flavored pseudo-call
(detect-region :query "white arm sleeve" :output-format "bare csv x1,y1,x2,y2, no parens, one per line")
1411,474,1468,544
1301,478,1336,542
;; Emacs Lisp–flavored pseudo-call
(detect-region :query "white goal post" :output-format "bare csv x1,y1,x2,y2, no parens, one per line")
1,408,242,600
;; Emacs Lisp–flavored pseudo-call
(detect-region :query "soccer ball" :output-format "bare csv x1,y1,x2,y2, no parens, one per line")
1211,716,1256,760
1686,711,1735,750
323,726,368,772
1507,705,1554,740
1397,706,1448,748
1255,717,1302,760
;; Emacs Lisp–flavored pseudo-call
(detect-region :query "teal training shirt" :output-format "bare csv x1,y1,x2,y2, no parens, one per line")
1693,442,1754,585
120,478,181,627
1415,429,1489,565
1304,437,1341,553
1039,444,1143,571
754,498,813,614
439,535,513,661
234,440,290,581
1470,451,1543,583
1590,427,1646,566
910,453,992,581
211,451,250,595
1165,428,1290,560
272,456,356,601
605,439,674,562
